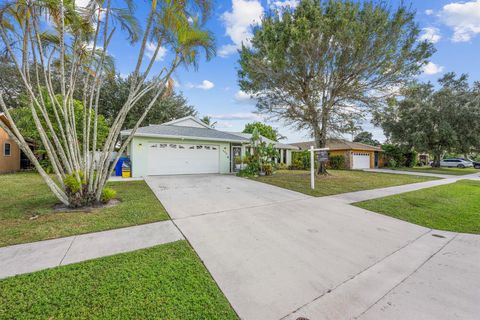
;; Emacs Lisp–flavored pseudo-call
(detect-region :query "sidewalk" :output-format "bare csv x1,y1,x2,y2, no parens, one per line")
0,221,183,279
330,172,480,203
363,168,456,179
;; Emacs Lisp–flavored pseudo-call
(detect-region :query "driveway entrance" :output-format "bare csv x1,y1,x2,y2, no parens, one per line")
146,175,480,320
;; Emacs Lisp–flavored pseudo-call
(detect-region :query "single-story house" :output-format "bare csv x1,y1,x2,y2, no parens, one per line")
121,116,298,177
290,139,384,169
0,113,21,174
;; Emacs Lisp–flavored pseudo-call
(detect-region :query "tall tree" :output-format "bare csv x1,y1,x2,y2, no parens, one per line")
375,73,480,167
200,115,216,127
0,0,214,207
243,122,283,141
353,131,380,146
239,0,433,174
98,74,197,129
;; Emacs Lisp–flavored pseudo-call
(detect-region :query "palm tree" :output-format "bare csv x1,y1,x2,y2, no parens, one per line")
0,0,215,207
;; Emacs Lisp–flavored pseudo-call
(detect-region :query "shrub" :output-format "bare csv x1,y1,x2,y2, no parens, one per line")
264,163,273,176
404,151,418,167
289,159,305,170
276,162,288,170
328,155,345,170
101,187,117,203
387,158,398,168
237,165,259,177
291,151,310,170
64,174,82,194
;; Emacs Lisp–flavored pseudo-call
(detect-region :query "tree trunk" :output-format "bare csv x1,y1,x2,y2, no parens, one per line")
432,152,441,167
314,124,328,175
315,111,329,175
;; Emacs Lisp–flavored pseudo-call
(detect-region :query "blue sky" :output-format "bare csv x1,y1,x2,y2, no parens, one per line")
110,0,480,143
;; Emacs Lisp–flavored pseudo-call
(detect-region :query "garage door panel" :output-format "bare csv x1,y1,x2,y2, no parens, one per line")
147,143,220,175
352,152,370,169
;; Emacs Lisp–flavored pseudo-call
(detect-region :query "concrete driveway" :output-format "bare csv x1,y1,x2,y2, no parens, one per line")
146,175,480,320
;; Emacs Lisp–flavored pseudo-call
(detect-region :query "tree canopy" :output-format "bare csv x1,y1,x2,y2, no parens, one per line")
239,0,433,173
98,75,197,129
353,131,380,146
243,122,283,141
374,73,480,166
0,0,214,206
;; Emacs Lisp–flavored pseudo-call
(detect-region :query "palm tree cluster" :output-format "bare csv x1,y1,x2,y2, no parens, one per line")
0,0,214,206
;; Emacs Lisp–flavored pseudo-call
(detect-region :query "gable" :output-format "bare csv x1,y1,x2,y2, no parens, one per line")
162,116,211,129
172,118,207,128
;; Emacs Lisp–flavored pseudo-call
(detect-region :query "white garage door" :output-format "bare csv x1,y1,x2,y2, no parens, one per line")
147,142,220,175
352,152,371,169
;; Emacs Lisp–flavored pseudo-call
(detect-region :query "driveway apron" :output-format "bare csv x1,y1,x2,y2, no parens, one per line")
146,174,480,320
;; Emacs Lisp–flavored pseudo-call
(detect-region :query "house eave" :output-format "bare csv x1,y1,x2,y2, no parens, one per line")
122,132,249,143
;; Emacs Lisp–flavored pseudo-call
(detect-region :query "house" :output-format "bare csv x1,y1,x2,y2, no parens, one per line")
121,116,298,177
0,113,21,173
290,139,384,169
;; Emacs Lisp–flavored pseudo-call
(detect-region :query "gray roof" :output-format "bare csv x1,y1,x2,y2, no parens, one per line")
122,124,249,143
227,132,298,150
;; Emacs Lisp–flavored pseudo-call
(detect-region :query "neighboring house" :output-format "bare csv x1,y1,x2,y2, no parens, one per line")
0,113,21,173
290,139,384,169
121,116,298,177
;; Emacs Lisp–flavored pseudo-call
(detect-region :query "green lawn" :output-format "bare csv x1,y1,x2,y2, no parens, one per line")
354,180,480,234
0,241,238,319
0,173,169,247
249,170,438,197
392,166,479,176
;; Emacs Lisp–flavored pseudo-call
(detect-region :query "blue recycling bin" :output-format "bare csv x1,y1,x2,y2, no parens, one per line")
115,157,130,176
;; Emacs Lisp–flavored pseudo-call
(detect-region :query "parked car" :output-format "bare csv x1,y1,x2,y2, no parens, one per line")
439,158,474,168
457,158,480,169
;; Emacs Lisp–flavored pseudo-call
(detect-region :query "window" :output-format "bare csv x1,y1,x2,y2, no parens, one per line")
4,142,11,156
196,145,203,149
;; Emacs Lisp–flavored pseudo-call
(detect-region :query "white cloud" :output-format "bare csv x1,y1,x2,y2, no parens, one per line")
419,27,441,44
75,0,90,7
219,0,264,57
145,42,167,62
209,112,263,121
234,90,256,102
425,9,434,16
187,80,215,90
439,0,480,42
215,121,234,128
268,0,299,10
218,44,238,57
422,62,444,75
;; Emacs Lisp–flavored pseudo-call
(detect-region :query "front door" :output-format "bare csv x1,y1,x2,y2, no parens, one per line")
231,146,242,172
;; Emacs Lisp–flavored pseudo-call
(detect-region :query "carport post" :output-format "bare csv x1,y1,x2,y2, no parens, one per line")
310,146,315,189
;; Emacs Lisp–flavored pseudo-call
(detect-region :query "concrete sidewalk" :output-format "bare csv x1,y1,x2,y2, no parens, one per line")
0,221,182,279
363,168,454,178
327,173,478,203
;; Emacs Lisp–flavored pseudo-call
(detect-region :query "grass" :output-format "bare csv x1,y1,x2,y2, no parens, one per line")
249,170,438,197
354,180,480,234
0,172,169,247
0,241,238,319
392,166,478,176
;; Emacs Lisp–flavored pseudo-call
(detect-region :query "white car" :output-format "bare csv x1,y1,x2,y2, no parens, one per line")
439,158,473,168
